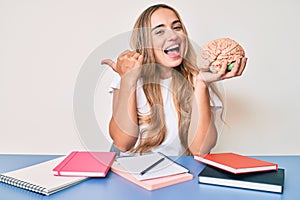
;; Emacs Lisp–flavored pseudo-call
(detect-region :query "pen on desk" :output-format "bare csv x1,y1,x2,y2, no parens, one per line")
139,157,165,176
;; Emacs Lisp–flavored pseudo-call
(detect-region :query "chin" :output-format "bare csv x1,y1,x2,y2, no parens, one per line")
158,57,183,68
168,58,183,68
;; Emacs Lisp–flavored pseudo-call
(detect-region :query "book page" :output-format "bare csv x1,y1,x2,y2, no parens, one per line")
115,153,189,181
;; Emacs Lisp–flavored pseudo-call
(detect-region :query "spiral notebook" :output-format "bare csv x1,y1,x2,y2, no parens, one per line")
0,157,87,195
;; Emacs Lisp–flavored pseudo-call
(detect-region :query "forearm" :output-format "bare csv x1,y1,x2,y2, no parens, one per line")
109,78,139,151
188,82,217,155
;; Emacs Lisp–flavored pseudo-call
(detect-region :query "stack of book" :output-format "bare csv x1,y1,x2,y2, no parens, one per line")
111,152,193,190
194,153,284,193
0,151,193,195
0,151,117,195
0,151,285,195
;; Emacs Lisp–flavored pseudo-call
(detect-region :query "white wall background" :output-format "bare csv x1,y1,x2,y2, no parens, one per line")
1,0,299,155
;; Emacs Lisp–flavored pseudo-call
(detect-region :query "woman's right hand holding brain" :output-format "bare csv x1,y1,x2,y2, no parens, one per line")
198,38,247,83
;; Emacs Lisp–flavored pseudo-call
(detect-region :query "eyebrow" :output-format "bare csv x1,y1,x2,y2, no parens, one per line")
151,20,181,32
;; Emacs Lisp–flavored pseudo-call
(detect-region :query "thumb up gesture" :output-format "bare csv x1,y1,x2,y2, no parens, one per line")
101,50,143,81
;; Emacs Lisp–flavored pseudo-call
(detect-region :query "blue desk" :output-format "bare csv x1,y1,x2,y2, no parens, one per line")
0,154,299,200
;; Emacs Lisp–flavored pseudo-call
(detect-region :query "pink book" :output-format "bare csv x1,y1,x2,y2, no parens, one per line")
111,162,193,190
53,151,116,177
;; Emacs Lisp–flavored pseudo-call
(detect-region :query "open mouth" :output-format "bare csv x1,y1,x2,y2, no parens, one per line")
163,44,180,58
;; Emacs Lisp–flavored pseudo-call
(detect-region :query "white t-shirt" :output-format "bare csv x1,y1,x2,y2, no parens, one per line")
109,71,222,156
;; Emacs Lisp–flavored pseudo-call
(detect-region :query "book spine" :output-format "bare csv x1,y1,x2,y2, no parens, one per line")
0,174,48,195
194,156,237,173
53,152,77,176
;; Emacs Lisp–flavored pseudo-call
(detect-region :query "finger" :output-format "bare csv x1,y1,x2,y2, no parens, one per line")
218,60,228,75
237,57,248,75
119,50,131,57
101,59,117,71
229,58,241,74
137,54,144,64
229,57,243,76
227,58,241,75
133,54,144,69
133,52,140,59
221,61,237,80
221,57,247,80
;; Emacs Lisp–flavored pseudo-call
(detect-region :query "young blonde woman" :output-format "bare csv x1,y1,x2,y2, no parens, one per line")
101,4,247,156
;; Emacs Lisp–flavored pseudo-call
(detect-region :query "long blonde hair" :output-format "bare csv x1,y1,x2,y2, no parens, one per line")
130,4,219,155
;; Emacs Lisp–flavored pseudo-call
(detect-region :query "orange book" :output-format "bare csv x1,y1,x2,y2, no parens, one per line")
53,151,116,177
194,153,278,174
111,162,193,190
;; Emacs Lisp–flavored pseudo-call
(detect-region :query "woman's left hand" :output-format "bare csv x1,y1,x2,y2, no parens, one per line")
195,57,248,84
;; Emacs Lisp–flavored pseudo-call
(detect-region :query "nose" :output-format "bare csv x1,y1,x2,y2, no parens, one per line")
166,29,178,41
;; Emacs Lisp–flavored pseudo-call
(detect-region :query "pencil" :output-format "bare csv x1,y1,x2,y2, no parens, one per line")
139,157,165,175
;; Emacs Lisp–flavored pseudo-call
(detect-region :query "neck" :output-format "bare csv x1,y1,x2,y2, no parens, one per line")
159,65,173,79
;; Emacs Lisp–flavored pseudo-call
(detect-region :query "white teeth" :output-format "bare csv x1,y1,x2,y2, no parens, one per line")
166,44,179,51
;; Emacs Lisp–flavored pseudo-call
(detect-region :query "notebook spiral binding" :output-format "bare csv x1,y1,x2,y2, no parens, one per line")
0,174,47,195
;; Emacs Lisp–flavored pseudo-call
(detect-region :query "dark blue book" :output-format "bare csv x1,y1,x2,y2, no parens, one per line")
198,166,284,193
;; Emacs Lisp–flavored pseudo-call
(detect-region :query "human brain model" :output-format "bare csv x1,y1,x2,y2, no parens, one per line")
198,38,245,73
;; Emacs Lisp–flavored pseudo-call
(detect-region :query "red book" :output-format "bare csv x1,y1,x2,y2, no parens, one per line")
194,153,278,174
53,151,116,177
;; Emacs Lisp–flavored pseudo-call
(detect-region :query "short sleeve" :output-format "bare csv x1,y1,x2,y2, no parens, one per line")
108,70,121,93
